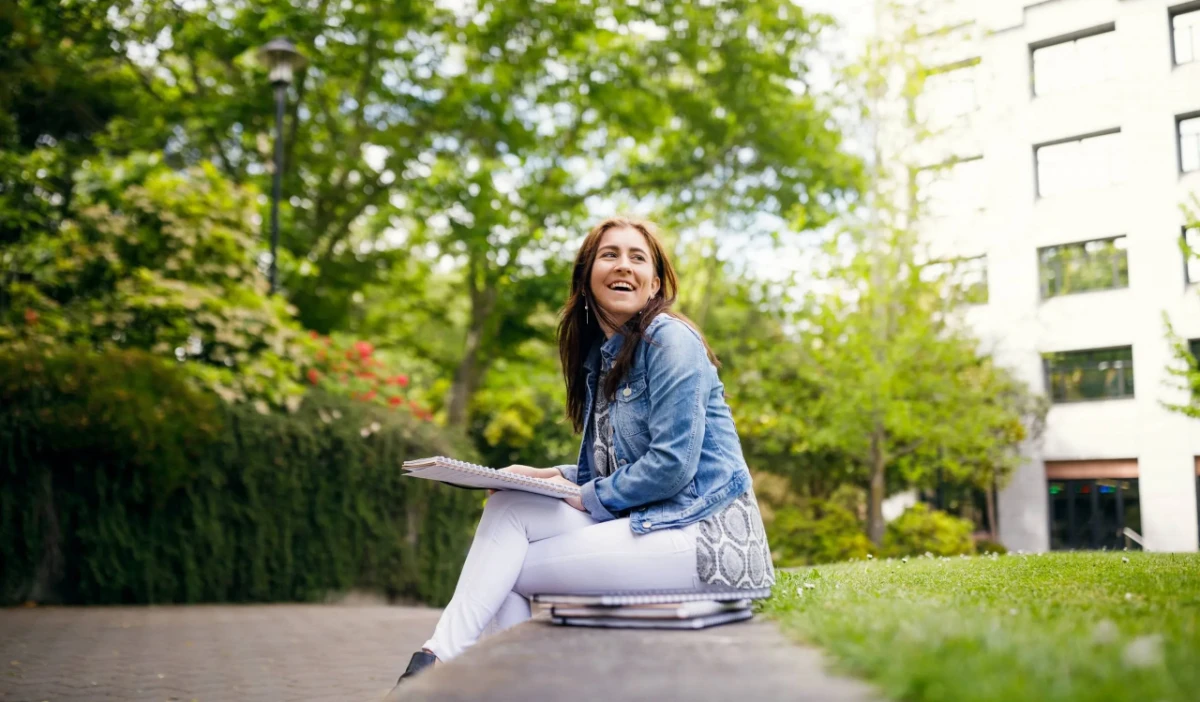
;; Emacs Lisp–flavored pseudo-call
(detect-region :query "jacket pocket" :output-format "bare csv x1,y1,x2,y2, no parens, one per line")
614,373,649,437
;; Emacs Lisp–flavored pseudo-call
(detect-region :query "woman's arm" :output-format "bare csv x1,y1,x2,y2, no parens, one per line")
554,464,579,483
496,465,584,510
580,319,710,522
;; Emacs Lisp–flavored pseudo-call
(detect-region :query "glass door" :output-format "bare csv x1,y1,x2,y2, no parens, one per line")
1048,478,1140,550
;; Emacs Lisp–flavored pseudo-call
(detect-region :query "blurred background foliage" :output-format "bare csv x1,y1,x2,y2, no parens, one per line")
1,0,1048,605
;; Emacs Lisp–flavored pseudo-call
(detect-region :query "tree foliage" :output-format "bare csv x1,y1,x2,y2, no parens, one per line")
794,227,1045,545
1,154,309,408
1164,194,1200,419
0,0,1062,572
1,0,864,425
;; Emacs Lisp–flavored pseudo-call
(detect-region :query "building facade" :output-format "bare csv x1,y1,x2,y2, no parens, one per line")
905,0,1200,552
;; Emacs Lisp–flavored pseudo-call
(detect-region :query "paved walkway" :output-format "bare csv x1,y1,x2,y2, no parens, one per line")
392,612,880,702
0,604,880,702
0,604,440,702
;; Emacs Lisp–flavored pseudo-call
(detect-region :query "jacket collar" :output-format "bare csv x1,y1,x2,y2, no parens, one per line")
583,332,626,374
581,313,669,373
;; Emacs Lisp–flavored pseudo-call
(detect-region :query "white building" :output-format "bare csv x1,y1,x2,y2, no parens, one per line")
905,0,1200,552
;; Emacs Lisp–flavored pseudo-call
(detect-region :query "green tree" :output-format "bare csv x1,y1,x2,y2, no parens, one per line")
772,0,1045,546
0,154,309,409
797,225,1045,546
0,0,159,245
14,0,862,426
1165,194,1200,419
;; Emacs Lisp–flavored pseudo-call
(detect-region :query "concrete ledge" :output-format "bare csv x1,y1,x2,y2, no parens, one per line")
391,612,881,701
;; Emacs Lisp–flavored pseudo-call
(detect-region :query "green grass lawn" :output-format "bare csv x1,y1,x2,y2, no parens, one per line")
762,552,1200,702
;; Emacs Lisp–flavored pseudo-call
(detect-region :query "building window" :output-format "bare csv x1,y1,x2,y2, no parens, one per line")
1035,131,1122,197
1048,478,1140,550
921,255,989,304
1185,226,1200,284
1039,236,1129,298
917,60,980,132
1179,114,1200,173
915,157,986,217
1031,25,1117,96
1173,4,1200,65
1045,346,1135,403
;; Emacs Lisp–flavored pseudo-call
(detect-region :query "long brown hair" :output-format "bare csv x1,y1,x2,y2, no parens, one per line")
557,216,719,433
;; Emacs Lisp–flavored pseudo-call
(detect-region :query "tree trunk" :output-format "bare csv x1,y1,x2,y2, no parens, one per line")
985,481,998,541
446,274,497,427
866,432,887,546
447,317,486,426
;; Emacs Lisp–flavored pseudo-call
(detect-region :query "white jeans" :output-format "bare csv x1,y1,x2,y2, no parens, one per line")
422,490,701,660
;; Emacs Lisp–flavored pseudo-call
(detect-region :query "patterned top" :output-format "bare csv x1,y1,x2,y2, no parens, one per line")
592,369,620,479
591,370,774,590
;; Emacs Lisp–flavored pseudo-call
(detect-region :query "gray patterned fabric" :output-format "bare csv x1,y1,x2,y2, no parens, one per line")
590,371,774,590
591,369,618,479
695,490,775,588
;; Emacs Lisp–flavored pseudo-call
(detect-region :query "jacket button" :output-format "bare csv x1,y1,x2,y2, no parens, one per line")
618,459,627,466
623,387,631,397
642,521,652,529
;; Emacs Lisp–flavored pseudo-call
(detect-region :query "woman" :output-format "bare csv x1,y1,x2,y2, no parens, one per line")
387,216,773,691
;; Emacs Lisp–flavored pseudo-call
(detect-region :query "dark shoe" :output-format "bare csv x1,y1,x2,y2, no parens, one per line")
383,651,438,700
398,650,438,683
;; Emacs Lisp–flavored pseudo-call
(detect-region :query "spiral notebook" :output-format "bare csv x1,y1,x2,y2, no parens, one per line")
532,586,772,606
550,599,750,620
402,456,581,499
551,609,753,630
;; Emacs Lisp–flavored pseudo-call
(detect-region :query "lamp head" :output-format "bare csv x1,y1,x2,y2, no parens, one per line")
258,38,305,86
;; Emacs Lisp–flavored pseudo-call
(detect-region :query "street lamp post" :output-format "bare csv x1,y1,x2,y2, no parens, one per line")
257,38,305,295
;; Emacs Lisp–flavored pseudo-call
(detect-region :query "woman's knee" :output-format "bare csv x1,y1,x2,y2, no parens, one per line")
480,490,553,527
483,490,546,512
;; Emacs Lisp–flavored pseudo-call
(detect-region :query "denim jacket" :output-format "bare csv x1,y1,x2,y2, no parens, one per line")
556,314,751,535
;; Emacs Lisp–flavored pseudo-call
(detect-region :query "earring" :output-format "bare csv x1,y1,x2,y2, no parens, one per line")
585,299,589,326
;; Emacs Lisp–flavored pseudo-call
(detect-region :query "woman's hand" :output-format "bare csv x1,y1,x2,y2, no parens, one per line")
492,466,584,512
498,464,562,480
542,474,585,512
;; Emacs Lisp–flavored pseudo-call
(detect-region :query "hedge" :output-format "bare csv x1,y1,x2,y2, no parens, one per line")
0,347,482,606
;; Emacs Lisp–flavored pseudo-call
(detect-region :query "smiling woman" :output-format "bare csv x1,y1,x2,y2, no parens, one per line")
587,226,662,330
385,216,774,694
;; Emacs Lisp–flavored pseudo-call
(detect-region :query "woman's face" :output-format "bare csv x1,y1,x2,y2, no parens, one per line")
588,226,661,335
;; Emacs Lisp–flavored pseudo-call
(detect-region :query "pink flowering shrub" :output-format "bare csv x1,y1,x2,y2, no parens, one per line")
304,332,434,421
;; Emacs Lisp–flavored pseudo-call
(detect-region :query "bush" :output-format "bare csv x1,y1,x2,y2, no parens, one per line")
883,503,976,558
1,154,309,410
976,538,1008,555
766,499,872,567
0,346,481,606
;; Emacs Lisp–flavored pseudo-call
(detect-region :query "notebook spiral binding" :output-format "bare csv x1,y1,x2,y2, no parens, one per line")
402,456,579,497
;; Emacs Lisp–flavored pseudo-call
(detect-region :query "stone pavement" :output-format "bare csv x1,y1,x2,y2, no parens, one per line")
0,604,440,702
1,604,880,702
393,611,880,702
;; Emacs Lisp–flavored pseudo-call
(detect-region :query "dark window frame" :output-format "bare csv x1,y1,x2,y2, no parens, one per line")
1187,339,1200,406
1170,1,1200,67
1033,128,1121,199
1177,110,1200,174
1029,22,1117,98
1043,345,1136,404
1037,234,1130,299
